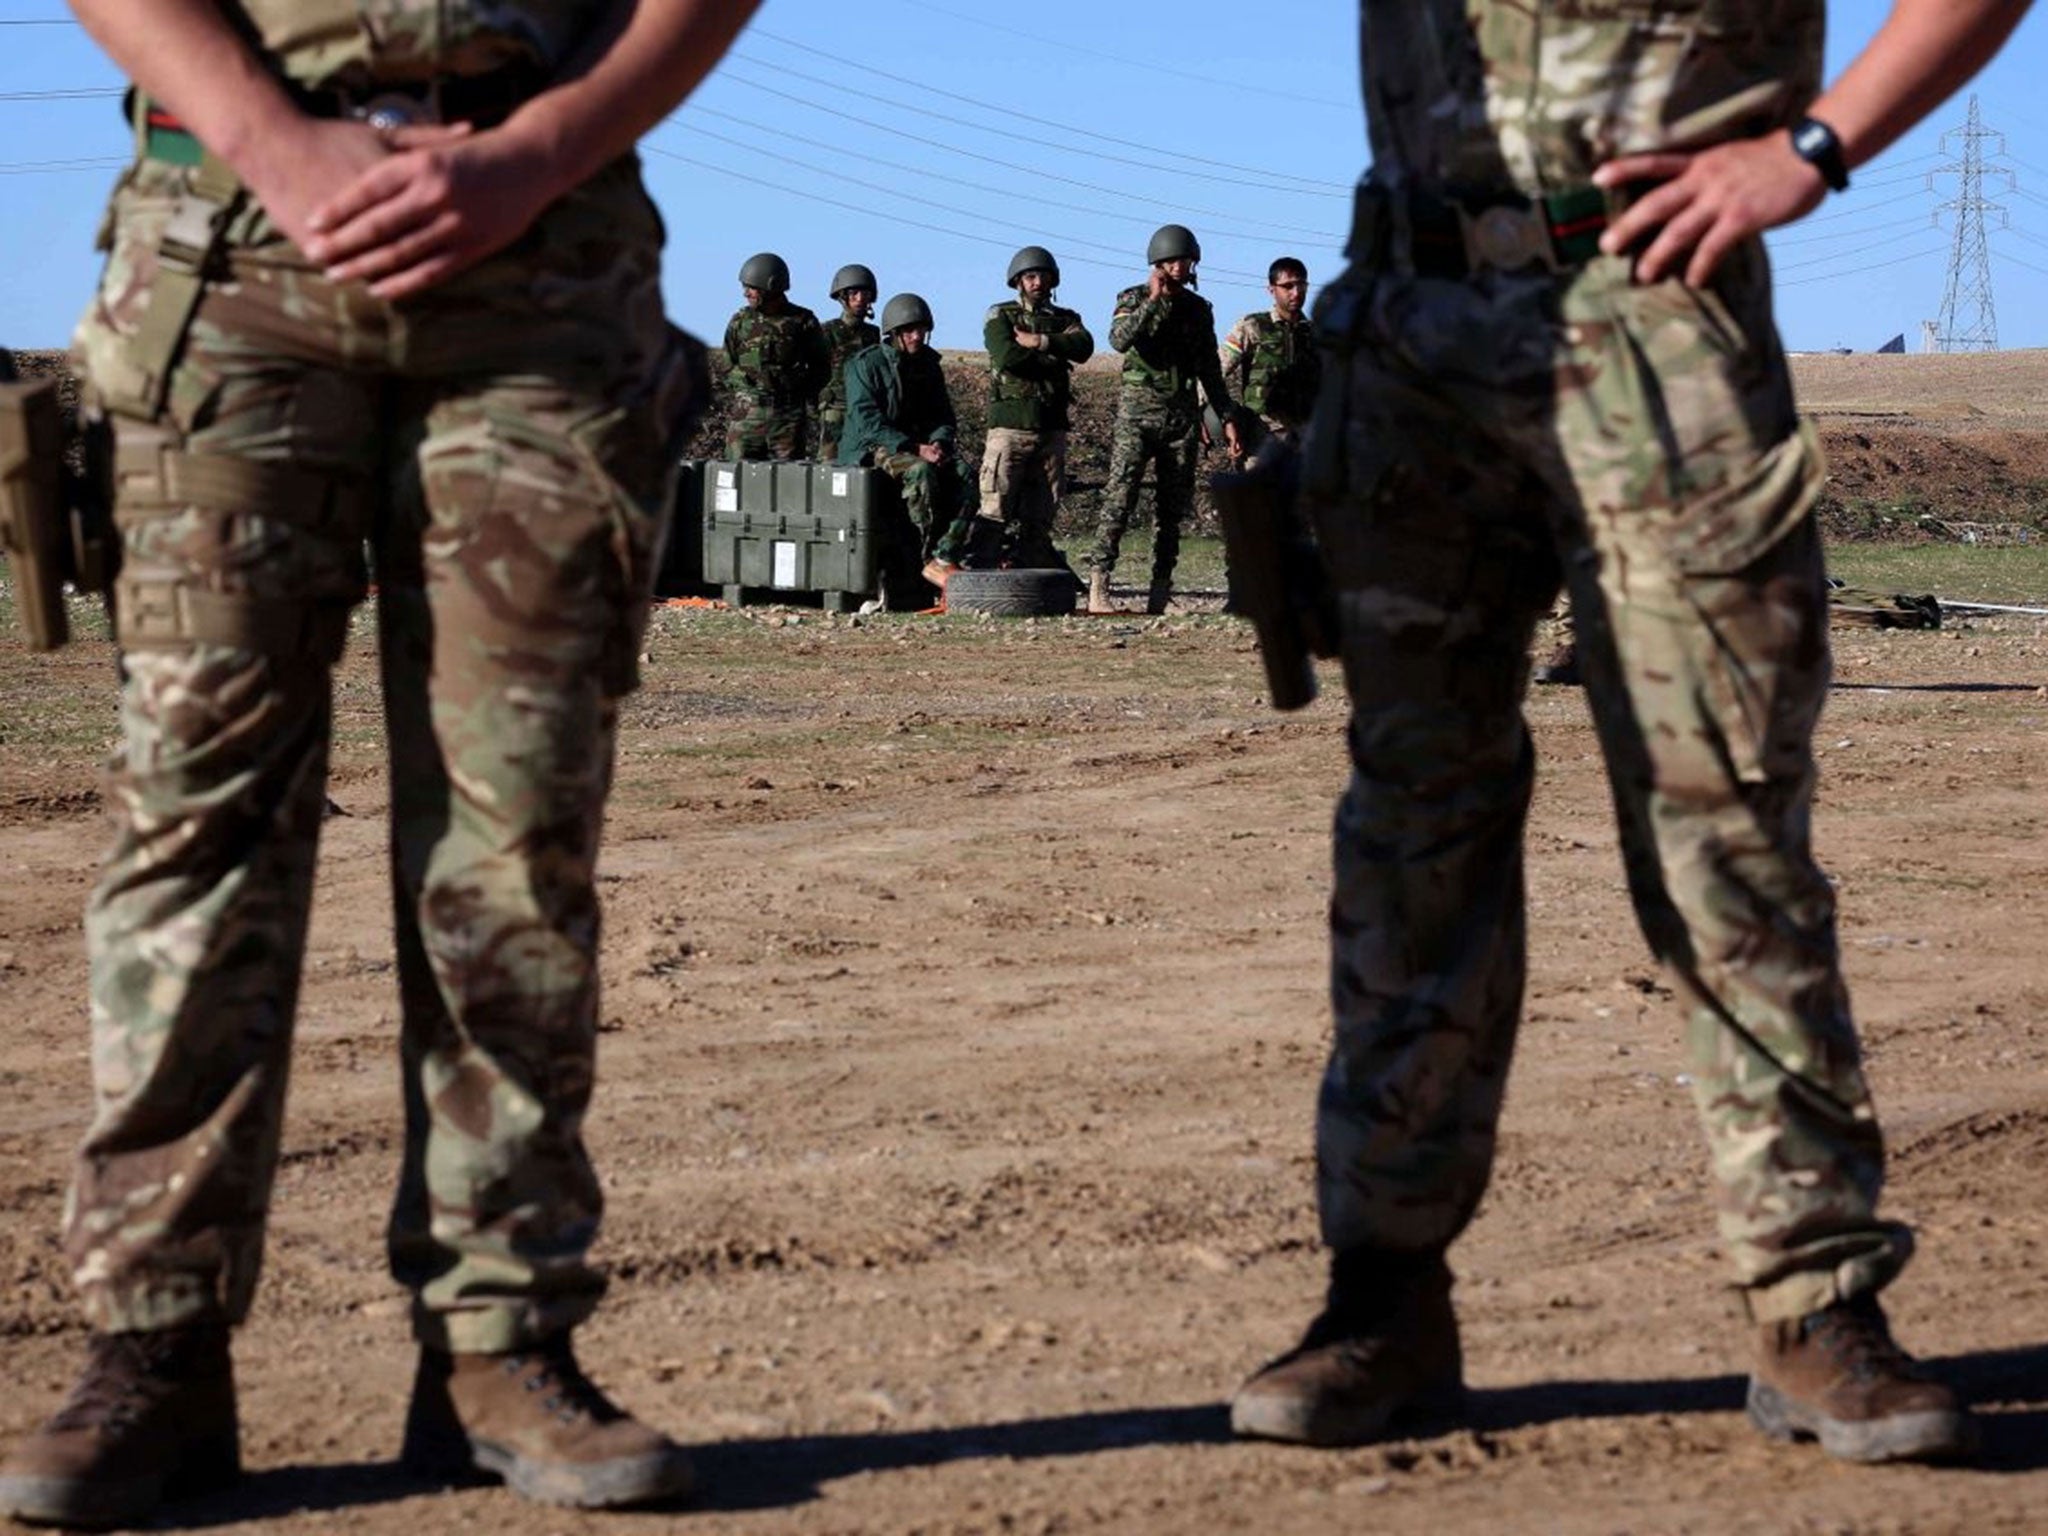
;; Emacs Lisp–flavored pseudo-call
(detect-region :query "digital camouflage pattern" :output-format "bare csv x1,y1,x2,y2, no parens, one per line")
231,0,613,90
1308,0,1904,1327
64,145,694,1354
815,309,880,461
1220,308,1320,435
1090,282,1235,580
722,302,828,461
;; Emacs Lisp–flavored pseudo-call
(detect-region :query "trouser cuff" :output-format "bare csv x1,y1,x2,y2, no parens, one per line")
413,1294,601,1354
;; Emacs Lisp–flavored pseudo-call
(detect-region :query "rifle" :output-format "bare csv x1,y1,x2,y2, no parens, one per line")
1211,433,1336,710
0,377,116,650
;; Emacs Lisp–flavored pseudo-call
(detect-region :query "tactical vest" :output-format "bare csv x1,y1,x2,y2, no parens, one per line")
1116,285,1214,407
229,0,606,88
986,300,1082,432
1235,312,1319,426
726,306,822,408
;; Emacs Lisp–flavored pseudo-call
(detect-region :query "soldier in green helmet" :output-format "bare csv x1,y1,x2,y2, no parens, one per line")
977,245,1095,569
815,262,880,462
0,0,762,1525
838,294,973,585
721,251,829,461
1218,257,1319,452
1089,223,1242,614
1229,0,2033,1472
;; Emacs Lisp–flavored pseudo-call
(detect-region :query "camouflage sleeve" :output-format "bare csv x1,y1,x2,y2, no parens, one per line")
802,316,831,399
1108,286,1165,353
722,313,747,391
1047,313,1095,366
1193,304,1237,419
1218,314,1252,387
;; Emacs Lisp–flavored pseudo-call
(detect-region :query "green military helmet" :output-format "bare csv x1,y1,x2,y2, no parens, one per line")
881,292,935,334
1006,245,1060,288
829,263,878,299
738,251,791,293
1146,224,1201,265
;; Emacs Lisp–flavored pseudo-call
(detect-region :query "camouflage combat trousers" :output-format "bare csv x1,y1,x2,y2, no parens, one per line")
977,426,1068,565
816,407,845,465
873,449,971,562
726,398,810,461
1305,243,1910,1323
64,153,691,1352
1089,409,1199,581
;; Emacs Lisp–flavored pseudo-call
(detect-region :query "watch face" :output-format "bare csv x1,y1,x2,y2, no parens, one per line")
1794,122,1829,157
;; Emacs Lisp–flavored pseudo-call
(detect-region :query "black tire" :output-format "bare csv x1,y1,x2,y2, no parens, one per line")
943,567,1080,617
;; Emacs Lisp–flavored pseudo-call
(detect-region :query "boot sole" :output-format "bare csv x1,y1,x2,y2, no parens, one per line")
1230,1380,1466,1448
1746,1379,1979,1464
0,1437,239,1530
404,1436,695,1510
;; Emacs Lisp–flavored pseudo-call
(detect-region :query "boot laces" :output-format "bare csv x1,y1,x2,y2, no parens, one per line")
46,1332,184,1433
500,1342,621,1427
1804,1298,1918,1385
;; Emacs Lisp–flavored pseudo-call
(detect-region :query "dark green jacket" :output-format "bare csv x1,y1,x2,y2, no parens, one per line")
983,298,1094,431
836,343,957,466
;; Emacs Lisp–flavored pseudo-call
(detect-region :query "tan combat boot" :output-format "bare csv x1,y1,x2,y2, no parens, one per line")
1747,1295,1974,1463
1230,1250,1464,1446
401,1334,695,1508
1087,570,1113,614
0,1322,240,1529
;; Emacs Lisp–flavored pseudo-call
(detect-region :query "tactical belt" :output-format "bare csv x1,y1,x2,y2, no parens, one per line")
140,65,542,167
1347,183,1619,277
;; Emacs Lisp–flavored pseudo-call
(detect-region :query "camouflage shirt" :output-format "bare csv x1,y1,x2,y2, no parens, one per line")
1108,283,1234,431
1360,0,1824,195
722,304,830,411
818,311,882,418
228,0,613,89
983,297,1095,432
1219,308,1319,428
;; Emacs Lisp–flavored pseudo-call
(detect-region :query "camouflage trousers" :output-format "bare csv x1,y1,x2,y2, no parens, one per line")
63,154,690,1352
816,407,846,465
1089,409,1199,581
977,426,1068,565
1304,243,1910,1324
873,449,971,563
725,397,810,461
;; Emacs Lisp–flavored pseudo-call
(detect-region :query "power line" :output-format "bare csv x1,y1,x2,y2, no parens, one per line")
668,121,1270,281
1771,212,1940,249
644,145,1272,298
746,26,1341,193
722,50,1345,199
0,87,120,101
1775,246,1947,287
1989,247,2048,279
715,70,1341,236
0,154,124,174
1773,224,1943,274
684,103,1342,245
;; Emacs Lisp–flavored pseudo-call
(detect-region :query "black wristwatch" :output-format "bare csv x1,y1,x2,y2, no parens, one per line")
1790,116,1850,193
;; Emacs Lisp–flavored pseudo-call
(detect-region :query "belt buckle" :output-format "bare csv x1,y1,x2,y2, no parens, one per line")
350,87,442,131
1460,202,1557,274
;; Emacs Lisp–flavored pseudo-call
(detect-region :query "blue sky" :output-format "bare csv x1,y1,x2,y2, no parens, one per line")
3,0,2045,355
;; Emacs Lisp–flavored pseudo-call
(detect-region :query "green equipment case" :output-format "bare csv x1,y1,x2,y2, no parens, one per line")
697,460,895,611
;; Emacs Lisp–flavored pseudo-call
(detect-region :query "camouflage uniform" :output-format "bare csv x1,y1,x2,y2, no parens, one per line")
1090,282,1235,585
722,303,828,461
62,2,699,1354
1219,306,1319,445
1308,0,1907,1323
838,342,968,562
815,309,880,462
980,294,1094,566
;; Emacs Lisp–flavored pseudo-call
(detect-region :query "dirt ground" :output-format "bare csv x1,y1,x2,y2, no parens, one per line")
3,358,2048,1535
